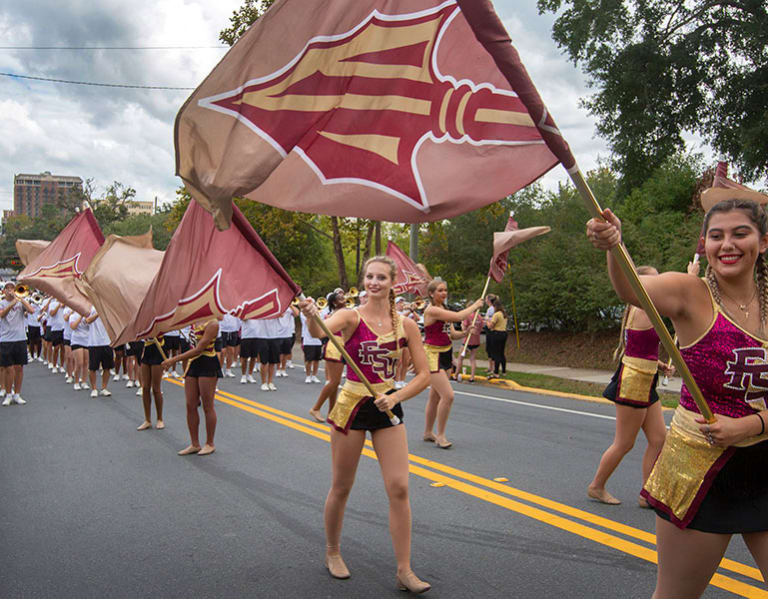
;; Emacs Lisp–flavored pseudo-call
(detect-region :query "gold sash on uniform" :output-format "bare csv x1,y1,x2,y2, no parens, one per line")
617,355,658,404
642,405,768,527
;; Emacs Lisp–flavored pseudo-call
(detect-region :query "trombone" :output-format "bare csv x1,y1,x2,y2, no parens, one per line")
15,283,30,298
344,287,358,309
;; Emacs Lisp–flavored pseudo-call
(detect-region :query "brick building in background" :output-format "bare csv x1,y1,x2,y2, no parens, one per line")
13,171,82,218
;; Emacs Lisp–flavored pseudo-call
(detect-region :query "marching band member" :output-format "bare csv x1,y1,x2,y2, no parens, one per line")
69,312,90,390
85,307,113,398
163,328,181,378
309,292,346,422
26,298,42,362
587,266,669,506
137,335,165,431
300,256,431,592
39,298,52,367
60,306,75,384
218,311,240,377
255,315,281,391
483,294,497,374
587,199,768,597
485,298,509,378
0,282,34,406
125,340,142,388
394,297,414,389
47,297,65,374
422,280,483,448
239,317,260,384
299,305,322,385
162,319,221,456
112,344,128,383
275,306,298,378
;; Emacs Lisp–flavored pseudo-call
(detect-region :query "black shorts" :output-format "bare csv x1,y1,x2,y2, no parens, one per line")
185,354,223,378
349,391,404,431
71,344,86,351
0,340,28,367
214,337,222,353
303,344,322,362
180,338,191,353
113,344,126,353
438,349,453,371
51,329,64,346
88,346,114,371
63,338,71,347
139,342,164,366
164,336,180,351
126,341,143,357
43,328,53,342
27,326,41,341
466,344,479,350
240,337,260,359
278,337,293,355
222,331,239,347
654,440,768,533
257,338,280,364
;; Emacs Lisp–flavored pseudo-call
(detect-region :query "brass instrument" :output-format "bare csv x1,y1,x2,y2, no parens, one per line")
411,299,426,311
291,297,300,307
31,293,43,304
343,287,358,309
15,283,30,298
316,297,328,309
345,297,356,308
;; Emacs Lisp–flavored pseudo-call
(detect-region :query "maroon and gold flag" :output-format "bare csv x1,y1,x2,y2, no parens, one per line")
15,240,51,267
18,209,104,315
700,161,768,212
116,201,300,344
175,0,564,229
489,225,550,283
386,240,430,296
77,230,164,344
488,212,518,282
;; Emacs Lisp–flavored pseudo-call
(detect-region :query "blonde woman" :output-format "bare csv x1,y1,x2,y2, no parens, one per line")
301,256,431,593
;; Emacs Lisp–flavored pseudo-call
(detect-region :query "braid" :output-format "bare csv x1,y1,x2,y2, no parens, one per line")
757,253,768,331
705,264,722,307
612,306,631,362
389,288,403,364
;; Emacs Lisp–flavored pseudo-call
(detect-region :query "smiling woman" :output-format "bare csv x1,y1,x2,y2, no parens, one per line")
586,198,768,598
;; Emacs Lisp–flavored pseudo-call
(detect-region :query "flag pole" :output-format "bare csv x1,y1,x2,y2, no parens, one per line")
509,278,520,350
569,168,714,422
302,295,400,425
460,275,491,357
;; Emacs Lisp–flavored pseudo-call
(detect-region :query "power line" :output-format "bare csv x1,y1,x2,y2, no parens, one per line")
0,45,226,50
0,72,194,90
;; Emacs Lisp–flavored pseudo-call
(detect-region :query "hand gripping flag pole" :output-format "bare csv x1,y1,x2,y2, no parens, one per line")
301,294,400,426
457,0,715,422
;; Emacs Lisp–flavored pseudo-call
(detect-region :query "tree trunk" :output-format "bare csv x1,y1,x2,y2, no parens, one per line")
374,221,381,255
330,216,348,290
359,221,375,285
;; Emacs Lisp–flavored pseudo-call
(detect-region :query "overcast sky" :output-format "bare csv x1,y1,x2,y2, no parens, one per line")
0,1,631,213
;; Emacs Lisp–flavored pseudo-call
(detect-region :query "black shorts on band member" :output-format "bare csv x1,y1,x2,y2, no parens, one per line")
1,340,28,367
88,346,114,371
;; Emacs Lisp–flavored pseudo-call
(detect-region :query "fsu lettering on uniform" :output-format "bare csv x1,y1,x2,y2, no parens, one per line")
356,339,399,380
724,347,768,410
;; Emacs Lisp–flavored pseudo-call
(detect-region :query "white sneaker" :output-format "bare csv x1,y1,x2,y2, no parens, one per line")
305,376,312,384
126,380,134,388
113,374,120,382
225,369,234,378
2,396,11,406
247,374,257,384
110,369,116,376
136,387,143,396
287,360,294,369
81,382,89,390
90,389,98,398
13,394,26,405
100,389,112,397
240,375,247,384
0,389,5,398
66,376,73,384
48,362,53,370
311,375,322,384
172,371,181,379
51,366,58,374
73,383,81,391
122,374,129,380
134,380,140,388
260,383,269,392
268,382,277,391
37,356,44,362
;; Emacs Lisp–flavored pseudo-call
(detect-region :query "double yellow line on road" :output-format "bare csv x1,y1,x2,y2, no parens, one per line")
165,379,767,598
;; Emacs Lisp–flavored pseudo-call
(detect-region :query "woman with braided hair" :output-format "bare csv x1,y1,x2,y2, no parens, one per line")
587,266,670,506
300,256,431,593
587,198,768,598
422,280,483,449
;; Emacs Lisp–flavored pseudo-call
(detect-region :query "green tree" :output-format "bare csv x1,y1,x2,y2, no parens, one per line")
538,0,768,188
219,0,276,46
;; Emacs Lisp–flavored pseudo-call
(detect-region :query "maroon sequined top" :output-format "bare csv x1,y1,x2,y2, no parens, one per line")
680,304,768,418
624,327,660,361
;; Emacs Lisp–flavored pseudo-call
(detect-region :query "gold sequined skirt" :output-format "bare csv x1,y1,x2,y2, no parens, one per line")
328,380,395,434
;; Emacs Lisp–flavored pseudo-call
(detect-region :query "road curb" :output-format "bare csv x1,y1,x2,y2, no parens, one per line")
457,374,613,405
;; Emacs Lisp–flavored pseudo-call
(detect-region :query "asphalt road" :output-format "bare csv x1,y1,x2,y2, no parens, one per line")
1,361,764,599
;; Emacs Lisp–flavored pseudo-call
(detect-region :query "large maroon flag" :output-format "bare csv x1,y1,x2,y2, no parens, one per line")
386,240,430,296
175,0,565,229
116,201,300,344
15,240,51,267
18,209,104,315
